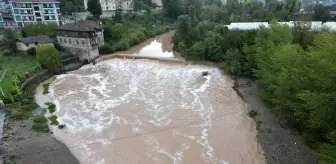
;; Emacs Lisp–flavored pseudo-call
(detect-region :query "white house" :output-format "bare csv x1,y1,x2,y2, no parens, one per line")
16,35,53,51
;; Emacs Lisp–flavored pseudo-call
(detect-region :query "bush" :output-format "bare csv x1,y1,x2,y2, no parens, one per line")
32,123,49,133
115,40,130,51
42,83,49,94
33,115,47,123
27,47,36,56
58,124,66,129
10,109,27,120
21,102,39,112
248,110,258,118
99,44,114,54
48,103,56,113
3,50,12,56
48,115,59,125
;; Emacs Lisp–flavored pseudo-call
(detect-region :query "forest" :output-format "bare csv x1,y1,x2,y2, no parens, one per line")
170,0,336,163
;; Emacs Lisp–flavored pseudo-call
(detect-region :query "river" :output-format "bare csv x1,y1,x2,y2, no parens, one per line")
37,32,265,164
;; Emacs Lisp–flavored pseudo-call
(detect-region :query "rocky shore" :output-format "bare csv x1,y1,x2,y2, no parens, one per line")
234,77,318,164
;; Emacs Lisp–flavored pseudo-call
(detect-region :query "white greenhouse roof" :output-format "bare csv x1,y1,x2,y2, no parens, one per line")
226,21,336,31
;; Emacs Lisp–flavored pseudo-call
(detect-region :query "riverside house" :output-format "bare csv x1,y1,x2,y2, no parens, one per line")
16,35,53,51
55,20,104,63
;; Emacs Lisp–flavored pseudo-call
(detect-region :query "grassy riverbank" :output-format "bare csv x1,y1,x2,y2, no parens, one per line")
1,72,79,164
0,54,38,97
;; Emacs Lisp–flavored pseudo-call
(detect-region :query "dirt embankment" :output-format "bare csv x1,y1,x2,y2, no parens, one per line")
0,79,79,164
233,77,318,164
1,117,80,164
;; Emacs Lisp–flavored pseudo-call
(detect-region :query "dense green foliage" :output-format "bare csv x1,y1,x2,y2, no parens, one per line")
60,0,84,14
173,0,336,162
10,102,39,120
99,11,174,54
0,29,20,53
87,0,102,19
22,22,58,37
36,44,61,70
0,54,38,97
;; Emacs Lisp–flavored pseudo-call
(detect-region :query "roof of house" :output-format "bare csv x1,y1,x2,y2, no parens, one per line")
17,35,53,44
56,20,103,32
9,0,59,3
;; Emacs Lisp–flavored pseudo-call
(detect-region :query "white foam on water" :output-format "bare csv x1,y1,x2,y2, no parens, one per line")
46,58,263,164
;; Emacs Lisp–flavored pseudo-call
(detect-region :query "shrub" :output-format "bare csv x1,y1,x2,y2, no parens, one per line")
32,123,49,133
248,110,258,118
21,102,39,112
42,83,49,94
48,103,56,114
33,115,47,123
10,109,27,120
115,40,130,51
48,115,59,125
3,50,12,56
58,124,66,129
99,44,114,54
27,47,36,56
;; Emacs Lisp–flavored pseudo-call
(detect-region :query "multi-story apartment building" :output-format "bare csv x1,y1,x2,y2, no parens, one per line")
56,20,104,63
5,0,61,28
84,0,133,18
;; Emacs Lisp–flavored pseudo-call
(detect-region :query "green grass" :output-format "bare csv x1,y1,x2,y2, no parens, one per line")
42,83,50,94
48,103,56,113
33,115,47,123
315,143,336,164
32,122,49,133
0,54,38,96
48,115,59,125
10,102,39,120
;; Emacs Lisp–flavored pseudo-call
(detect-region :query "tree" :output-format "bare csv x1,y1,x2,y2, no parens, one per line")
87,0,102,19
0,29,20,53
162,0,184,19
60,0,84,14
111,23,124,41
36,44,60,70
314,4,330,22
23,22,58,37
103,26,113,41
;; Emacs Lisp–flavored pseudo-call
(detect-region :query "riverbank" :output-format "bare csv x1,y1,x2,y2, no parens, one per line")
233,77,318,164
0,75,79,164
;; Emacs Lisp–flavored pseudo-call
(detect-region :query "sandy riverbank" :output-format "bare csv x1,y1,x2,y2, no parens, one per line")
233,77,318,164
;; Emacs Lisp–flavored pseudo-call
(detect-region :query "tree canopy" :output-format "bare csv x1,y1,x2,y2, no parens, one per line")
22,22,58,37
35,44,60,70
87,0,102,19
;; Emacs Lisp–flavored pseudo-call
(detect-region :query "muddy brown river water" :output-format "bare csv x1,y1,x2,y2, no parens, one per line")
37,32,265,164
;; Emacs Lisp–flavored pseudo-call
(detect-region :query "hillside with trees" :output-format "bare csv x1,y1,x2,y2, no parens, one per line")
171,0,336,163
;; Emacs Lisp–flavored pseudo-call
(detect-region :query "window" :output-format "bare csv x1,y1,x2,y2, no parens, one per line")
55,4,59,8
15,16,21,21
64,38,67,43
17,22,23,27
56,9,60,14
69,38,71,44
59,38,62,43
76,40,79,44
82,40,85,45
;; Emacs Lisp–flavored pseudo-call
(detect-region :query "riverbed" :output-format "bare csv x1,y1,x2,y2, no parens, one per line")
37,32,265,164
